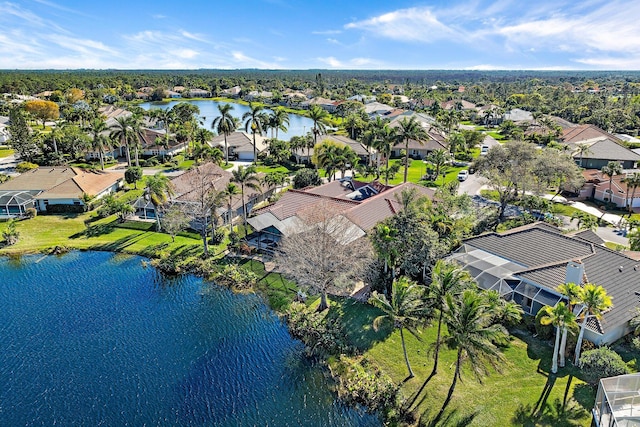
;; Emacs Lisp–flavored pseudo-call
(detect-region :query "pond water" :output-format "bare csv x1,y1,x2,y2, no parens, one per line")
139,100,315,141
0,251,379,426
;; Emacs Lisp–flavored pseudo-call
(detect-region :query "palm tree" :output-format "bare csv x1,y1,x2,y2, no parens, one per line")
86,117,108,170
315,143,341,181
575,144,592,168
268,107,290,139
145,172,175,231
231,165,261,224
262,171,287,194
601,161,623,205
308,105,328,147
127,114,144,167
557,282,582,368
211,103,236,165
375,125,397,184
242,103,265,164
369,277,425,379
623,173,640,216
539,302,576,374
432,290,508,425
109,116,133,167
427,148,449,183
150,108,174,151
574,283,613,365
396,116,427,183
428,259,471,377
222,182,241,232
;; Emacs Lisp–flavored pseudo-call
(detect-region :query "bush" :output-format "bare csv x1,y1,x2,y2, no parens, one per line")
25,207,37,219
15,162,39,173
579,347,631,383
292,168,321,189
46,204,86,214
2,219,19,245
209,228,226,245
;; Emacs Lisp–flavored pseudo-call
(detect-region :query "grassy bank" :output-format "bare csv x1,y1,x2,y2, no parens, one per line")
323,297,594,426
0,213,203,257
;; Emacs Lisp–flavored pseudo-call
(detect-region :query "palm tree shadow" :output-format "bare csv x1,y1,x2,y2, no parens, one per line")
532,372,557,416
405,369,437,411
418,407,478,427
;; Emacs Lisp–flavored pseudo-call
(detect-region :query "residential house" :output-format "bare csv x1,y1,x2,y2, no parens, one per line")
209,131,267,161
247,179,434,249
137,128,187,158
0,167,123,216
283,92,309,107
134,162,273,227
503,108,535,124
579,169,640,209
166,90,182,99
184,88,210,98
308,97,337,113
347,94,376,104
449,222,640,345
364,102,395,118
244,91,273,103
389,123,448,159
291,134,374,165
221,86,242,98
441,99,476,111
566,139,640,171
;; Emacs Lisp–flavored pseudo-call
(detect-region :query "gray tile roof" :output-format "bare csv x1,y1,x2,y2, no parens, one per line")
572,229,605,245
464,227,595,267
577,138,640,162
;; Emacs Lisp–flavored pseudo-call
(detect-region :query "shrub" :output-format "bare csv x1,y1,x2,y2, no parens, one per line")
209,228,226,245
25,207,37,219
208,263,258,291
2,219,20,245
124,166,143,187
15,162,39,173
292,168,321,189
579,347,631,383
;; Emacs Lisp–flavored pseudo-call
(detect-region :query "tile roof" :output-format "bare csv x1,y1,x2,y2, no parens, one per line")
563,124,618,144
36,171,123,199
574,138,640,162
0,167,77,191
316,134,370,156
464,226,595,267
572,229,605,245
210,131,267,152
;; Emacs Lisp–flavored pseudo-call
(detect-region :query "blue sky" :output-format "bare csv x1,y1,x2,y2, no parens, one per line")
1,0,640,70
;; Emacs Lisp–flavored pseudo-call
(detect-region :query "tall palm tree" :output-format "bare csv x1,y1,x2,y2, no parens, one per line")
231,165,261,224
432,290,508,425
557,282,582,368
315,143,341,181
262,171,287,194
574,283,612,365
268,107,290,139
575,144,592,168
110,116,133,167
86,117,108,170
211,103,236,165
396,116,427,183
145,172,175,231
369,277,426,379
539,302,576,374
308,105,328,147
601,161,623,205
623,173,640,216
428,259,471,377
427,148,449,183
222,182,241,232
242,103,265,164
375,125,397,184
151,108,174,150
127,114,144,167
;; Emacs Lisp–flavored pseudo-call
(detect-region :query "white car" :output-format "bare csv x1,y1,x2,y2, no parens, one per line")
457,170,469,181
480,145,490,156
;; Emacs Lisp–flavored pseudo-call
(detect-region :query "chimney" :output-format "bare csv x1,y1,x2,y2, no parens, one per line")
565,260,585,285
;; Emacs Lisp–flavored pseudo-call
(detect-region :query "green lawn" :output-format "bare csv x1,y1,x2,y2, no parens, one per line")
384,159,465,187
0,148,14,158
485,131,506,141
327,298,594,426
254,164,293,174
0,213,202,257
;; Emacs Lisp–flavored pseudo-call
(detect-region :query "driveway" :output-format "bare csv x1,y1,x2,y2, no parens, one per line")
0,154,19,176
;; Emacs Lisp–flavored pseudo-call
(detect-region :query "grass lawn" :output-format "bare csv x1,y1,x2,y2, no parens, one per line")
485,131,506,141
254,164,292,174
0,213,202,257
328,298,594,426
0,148,14,158
384,159,465,187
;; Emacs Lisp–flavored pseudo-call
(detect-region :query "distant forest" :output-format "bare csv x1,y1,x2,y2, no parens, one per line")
2,69,640,94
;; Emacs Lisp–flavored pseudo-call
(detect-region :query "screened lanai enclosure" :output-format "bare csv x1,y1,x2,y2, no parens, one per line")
593,373,640,427
448,245,564,316
0,190,38,218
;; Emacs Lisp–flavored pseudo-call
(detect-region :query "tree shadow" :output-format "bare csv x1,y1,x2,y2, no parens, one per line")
511,397,589,426
418,406,478,427
324,297,393,352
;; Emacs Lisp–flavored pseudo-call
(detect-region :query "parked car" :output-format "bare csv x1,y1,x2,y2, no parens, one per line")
457,170,469,181
480,145,490,156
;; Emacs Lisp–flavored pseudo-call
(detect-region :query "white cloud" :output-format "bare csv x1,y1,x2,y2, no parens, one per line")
312,30,342,35
345,7,456,43
170,49,200,59
316,56,382,69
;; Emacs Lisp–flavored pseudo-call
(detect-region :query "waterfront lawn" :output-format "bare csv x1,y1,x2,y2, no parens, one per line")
0,148,14,158
237,258,299,311
0,213,201,256
329,298,593,426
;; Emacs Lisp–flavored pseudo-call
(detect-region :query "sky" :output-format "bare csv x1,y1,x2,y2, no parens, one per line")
1,0,640,70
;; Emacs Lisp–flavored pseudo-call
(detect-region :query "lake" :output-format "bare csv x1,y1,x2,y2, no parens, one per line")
139,100,315,141
0,251,379,426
